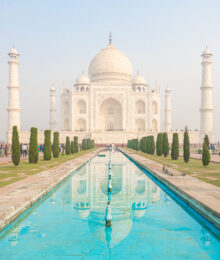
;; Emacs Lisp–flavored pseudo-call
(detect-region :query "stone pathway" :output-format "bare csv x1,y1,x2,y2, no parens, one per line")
0,152,44,165
0,149,99,231
121,148,220,229
180,152,220,163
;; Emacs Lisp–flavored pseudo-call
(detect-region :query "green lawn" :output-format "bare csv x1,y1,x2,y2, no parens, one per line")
126,148,220,187
0,149,96,188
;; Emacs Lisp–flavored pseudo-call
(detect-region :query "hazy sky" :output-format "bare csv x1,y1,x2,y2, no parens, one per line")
0,0,220,141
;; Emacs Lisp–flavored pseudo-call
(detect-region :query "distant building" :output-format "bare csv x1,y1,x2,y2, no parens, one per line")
6,40,214,144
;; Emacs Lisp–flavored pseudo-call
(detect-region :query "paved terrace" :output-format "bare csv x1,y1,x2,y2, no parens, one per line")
121,148,220,230
0,149,99,231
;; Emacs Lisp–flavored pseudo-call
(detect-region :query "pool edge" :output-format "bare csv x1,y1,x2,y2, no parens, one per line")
119,148,220,234
0,150,99,232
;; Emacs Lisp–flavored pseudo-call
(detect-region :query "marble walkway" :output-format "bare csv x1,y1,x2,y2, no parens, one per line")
121,148,220,230
0,149,98,231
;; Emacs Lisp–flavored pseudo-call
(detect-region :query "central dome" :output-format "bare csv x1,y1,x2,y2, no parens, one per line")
88,44,133,83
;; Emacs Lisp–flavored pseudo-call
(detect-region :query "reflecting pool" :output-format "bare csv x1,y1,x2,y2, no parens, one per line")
0,151,219,259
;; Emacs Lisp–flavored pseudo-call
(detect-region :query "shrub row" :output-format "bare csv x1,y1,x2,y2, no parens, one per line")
10,126,85,166
140,136,155,154
82,138,95,150
127,139,139,150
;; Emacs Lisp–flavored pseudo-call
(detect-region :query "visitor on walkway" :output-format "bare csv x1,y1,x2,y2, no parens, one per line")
20,143,23,157
0,145,4,157
5,145,8,157
22,143,28,157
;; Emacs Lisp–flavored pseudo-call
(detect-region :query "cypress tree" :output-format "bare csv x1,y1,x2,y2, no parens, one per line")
12,126,20,166
86,139,89,150
171,133,179,160
150,136,155,155
163,132,169,158
82,139,85,150
140,138,143,152
71,141,74,154
44,130,51,160
183,127,190,163
202,136,210,167
29,127,38,163
204,134,210,148
146,136,149,153
53,132,59,158
65,136,71,155
74,136,79,153
143,137,148,153
156,133,163,156
148,136,151,154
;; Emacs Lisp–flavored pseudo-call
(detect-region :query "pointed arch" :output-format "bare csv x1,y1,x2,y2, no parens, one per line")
64,101,69,114
135,118,145,131
64,119,70,130
152,101,158,115
76,100,86,114
136,100,145,114
152,119,158,132
76,118,86,131
99,98,122,131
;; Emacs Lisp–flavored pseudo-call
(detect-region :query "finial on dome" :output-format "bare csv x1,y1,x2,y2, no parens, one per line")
109,32,112,45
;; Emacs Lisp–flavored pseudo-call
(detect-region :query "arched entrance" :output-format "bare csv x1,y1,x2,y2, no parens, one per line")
76,118,86,131
99,98,122,131
135,118,145,131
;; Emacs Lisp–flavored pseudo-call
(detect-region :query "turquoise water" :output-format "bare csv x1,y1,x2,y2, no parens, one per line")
0,150,219,259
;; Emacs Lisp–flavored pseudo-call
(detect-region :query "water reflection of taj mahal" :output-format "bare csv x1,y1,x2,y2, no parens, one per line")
71,151,160,247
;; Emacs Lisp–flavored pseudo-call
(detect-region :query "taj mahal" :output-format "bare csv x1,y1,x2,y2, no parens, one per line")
6,37,214,144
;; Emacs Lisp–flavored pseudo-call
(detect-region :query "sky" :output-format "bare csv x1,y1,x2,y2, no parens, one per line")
0,0,220,141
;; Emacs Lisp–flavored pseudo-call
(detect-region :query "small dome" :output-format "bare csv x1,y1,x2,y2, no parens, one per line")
202,46,212,56
133,209,146,218
88,44,133,83
165,87,171,92
50,86,56,91
77,209,89,219
133,73,146,85
9,48,19,55
76,73,90,85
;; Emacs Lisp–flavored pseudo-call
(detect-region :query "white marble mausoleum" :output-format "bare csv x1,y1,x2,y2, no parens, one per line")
6,39,214,144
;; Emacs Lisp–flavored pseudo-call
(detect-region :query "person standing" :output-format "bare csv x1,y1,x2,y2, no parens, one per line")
5,145,8,157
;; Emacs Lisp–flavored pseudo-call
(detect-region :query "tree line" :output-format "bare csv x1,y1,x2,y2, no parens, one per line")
11,126,95,166
127,127,210,166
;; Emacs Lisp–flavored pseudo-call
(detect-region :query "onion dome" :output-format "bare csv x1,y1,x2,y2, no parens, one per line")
75,73,90,85
88,44,133,83
132,73,146,85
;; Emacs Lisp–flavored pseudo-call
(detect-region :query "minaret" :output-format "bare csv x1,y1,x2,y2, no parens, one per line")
49,87,57,131
7,47,21,143
164,87,172,132
200,46,214,143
